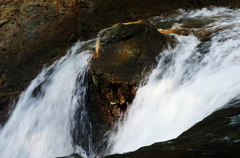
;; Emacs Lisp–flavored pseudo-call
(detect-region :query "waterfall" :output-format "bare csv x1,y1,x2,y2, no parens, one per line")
1,6,240,158
108,7,240,154
0,40,95,158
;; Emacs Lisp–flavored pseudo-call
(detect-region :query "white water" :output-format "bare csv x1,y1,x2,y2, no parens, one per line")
0,41,94,158
1,7,240,158
109,8,240,154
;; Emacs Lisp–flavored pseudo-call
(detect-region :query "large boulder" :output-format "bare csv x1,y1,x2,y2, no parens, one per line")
89,20,177,154
91,20,176,108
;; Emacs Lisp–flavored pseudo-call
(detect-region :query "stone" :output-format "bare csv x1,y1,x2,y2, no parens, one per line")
91,20,176,107
89,20,177,154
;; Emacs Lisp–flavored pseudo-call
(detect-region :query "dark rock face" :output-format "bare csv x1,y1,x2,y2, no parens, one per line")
89,21,177,154
56,153,83,158
94,21,177,106
79,0,240,40
0,0,92,92
0,92,20,127
92,21,176,106
103,99,240,158
0,0,94,126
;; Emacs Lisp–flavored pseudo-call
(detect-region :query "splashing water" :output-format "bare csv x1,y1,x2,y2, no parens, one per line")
109,7,240,154
1,6,240,158
0,40,95,158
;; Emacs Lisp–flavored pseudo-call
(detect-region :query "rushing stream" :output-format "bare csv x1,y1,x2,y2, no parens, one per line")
1,7,240,158
108,7,240,154
0,40,95,158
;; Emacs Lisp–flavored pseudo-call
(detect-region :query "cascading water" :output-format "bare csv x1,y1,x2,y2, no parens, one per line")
1,6,240,158
108,7,240,154
0,40,95,158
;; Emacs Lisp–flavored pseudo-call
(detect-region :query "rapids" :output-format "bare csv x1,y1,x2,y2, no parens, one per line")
108,7,240,154
1,7,240,158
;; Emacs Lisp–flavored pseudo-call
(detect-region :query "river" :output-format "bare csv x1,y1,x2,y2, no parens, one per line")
1,7,240,158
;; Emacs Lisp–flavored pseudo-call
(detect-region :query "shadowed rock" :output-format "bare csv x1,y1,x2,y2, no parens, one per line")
56,153,83,158
92,20,176,107
89,20,177,154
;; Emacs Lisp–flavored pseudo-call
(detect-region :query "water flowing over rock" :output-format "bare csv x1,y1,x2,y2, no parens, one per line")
1,0,240,128
89,21,177,154
0,0,94,127
104,7,240,157
103,99,240,158
2,1,240,158
0,42,93,158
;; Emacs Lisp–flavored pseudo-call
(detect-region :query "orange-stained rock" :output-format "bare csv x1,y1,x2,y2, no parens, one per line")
92,20,176,106
89,21,177,154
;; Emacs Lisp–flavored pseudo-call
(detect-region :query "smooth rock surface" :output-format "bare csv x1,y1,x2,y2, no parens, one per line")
103,99,240,158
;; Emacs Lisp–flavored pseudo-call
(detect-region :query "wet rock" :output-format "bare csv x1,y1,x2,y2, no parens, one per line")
103,99,240,158
56,153,83,158
92,20,176,107
0,92,20,127
89,20,177,154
